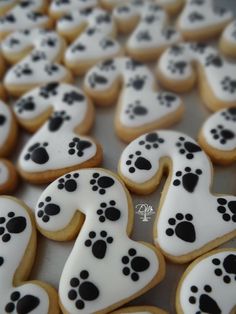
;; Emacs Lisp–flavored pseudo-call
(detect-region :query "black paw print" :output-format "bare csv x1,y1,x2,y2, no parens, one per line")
27,12,43,22
126,151,152,173
126,75,147,90
216,198,236,223
221,76,236,94
96,13,111,24
6,37,20,47
100,38,115,50
125,100,148,119
48,111,70,132
125,59,143,71
176,136,202,159
37,196,60,223
57,173,79,192
212,254,236,284
90,173,115,195
15,96,35,114
210,125,235,144
71,43,86,53
24,142,49,164
166,213,196,243
162,28,176,40
122,248,150,282
173,167,202,193
136,30,152,42
88,72,108,88
68,270,99,310
221,108,236,122
99,59,116,71
169,45,185,56
205,54,223,68
144,14,157,24
188,11,204,22
63,91,85,105
188,285,221,314
97,200,121,223
157,92,177,107
45,64,59,76
167,60,187,74
39,82,59,98
0,13,15,24
31,51,47,62
84,230,113,259
68,137,92,157
190,42,208,54
14,64,33,77
5,292,40,313
41,37,57,48
0,212,26,243
139,132,164,150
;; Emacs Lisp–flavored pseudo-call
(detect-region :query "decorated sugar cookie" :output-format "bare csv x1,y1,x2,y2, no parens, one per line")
0,196,59,313
0,0,51,40
111,305,168,314
157,43,236,111
118,130,236,263
2,28,73,97
176,248,236,314
113,0,182,62
35,168,165,313
198,108,236,165
84,57,184,142
49,0,97,20
155,0,184,16
177,0,233,41
220,20,236,58
14,83,102,184
58,8,122,75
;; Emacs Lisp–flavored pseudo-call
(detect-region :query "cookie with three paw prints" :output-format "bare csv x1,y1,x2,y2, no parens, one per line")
0,196,60,313
35,168,165,313
113,0,182,62
111,306,168,314
2,28,73,97
219,20,236,59
198,107,236,165
176,0,233,41
156,0,184,16
14,83,102,184
0,0,52,40
157,43,236,111
57,8,122,76
84,57,184,142
176,248,236,314
118,130,236,263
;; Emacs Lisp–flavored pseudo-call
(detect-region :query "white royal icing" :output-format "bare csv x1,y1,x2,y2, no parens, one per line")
15,83,99,174
222,20,236,44
35,168,162,313
60,8,121,65
0,162,9,185
178,249,236,314
50,0,97,16
85,57,183,134
3,28,70,87
114,0,181,53
202,107,236,152
119,130,236,260
0,197,50,313
158,43,236,104
0,0,49,34
0,100,12,150
178,0,232,31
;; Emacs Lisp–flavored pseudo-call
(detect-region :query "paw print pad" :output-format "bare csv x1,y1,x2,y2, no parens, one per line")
126,75,147,90
212,254,236,284
167,60,187,74
122,248,150,282
176,136,202,159
57,173,79,192
173,167,202,193
5,292,40,313
221,76,236,94
68,270,99,310
68,137,92,157
84,230,113,259
216,198,236,222
210,125,235,145
37,196,60,223
48,110,71,132
125,100,148,119
24,142,49,164
0,212,26,243
139,132,164,150
90,173,115,195
126,151,152,173
15,96,35,114
157,92,177,107
166,213,196,243
97,200,121,223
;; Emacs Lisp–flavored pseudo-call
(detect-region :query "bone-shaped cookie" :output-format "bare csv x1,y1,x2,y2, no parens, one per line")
176,248,236,314
35,168,165,313
2,28,73,97
177,0,233,41
84,57,184,142
57,8,122,75
118,130,236,263
0,0,51,40
198,107,236,165
113,0,182,62
14,83,102,184
220,20,236,59
0,196,59,313
157,43,236,111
